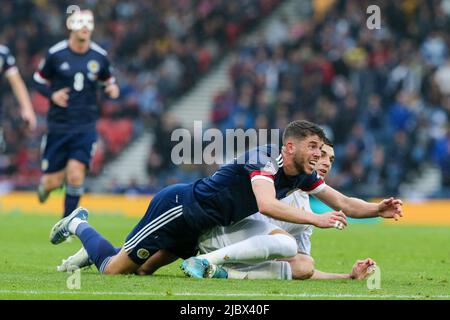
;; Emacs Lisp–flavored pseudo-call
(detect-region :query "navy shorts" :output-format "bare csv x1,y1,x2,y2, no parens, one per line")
41,131,97,173
123,183,202,265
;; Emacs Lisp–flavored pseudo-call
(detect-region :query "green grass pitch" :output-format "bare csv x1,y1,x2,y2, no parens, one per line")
0,211,449,300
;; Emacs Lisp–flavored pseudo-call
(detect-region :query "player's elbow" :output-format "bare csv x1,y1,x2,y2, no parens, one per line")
257,198,275,216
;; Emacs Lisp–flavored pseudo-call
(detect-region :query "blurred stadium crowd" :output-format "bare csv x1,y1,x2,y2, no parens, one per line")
1,0,450,198
0,0,281,191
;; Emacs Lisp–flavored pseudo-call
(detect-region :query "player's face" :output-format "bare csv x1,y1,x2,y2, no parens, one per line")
292,135,323,174
68,11,94,41
316,144,335,179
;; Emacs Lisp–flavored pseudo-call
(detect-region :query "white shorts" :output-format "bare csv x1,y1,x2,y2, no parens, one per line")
198,218,281,254
198,215,313,256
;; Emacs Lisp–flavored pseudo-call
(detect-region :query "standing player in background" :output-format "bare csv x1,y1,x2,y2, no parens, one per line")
33,9,119,218
0,44,37,147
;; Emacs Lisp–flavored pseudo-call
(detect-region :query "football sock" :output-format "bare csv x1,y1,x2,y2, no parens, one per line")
225,261,292,280
197,234,297,265
74,224,117,273
64,185,84,218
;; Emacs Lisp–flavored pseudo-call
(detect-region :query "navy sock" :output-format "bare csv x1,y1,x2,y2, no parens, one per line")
76,224,117,273
64,185,84,218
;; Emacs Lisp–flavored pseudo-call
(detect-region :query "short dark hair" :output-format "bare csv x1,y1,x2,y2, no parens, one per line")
282,120,326,144
323,136,334,148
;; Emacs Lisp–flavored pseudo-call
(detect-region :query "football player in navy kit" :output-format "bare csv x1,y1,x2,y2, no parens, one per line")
0,44,36,147
50,120,403,276
33,10,119,218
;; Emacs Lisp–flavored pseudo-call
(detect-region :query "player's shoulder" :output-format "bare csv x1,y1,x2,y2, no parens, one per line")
89,42,108,57
48,40,69,55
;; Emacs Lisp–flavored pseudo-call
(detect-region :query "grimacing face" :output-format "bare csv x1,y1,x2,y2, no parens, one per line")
316,144,335,179
68,10,94,41
292,134,323,175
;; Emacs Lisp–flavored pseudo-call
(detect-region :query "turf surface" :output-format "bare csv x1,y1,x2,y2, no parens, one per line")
0,211,449,300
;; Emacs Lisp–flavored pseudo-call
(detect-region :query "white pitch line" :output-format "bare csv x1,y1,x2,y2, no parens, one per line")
0,290,449,299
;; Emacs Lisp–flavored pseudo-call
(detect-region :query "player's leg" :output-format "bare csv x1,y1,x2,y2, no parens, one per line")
49,207,130,274
57,246,121,272
64,159,86,218
123,183,199,274
197,228,297,264
38,133,70,203
136,250,178,275
182,219,297,278
63,131,97,217
283,253,315,280
221,261,293,280
38,171,65,202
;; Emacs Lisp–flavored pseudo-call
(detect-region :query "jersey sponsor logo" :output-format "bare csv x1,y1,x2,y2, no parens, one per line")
137,248,150,260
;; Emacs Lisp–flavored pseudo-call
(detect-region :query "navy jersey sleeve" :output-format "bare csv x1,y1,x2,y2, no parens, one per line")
36,52,54,80
33,52,53,98
0,46,18,76
241,145,282,183
98,56,116,85
299,171,326,194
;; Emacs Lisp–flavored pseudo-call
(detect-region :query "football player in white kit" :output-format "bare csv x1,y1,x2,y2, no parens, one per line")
191,138,376,280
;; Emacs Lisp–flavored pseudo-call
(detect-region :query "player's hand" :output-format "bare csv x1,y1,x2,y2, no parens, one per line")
350,258,376,280
51,88,70,108
377,197,403,221
313,211,347,229
105,83,120,99
21,107,37,131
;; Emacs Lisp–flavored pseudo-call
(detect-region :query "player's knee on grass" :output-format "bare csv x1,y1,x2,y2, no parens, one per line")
290,254,315,280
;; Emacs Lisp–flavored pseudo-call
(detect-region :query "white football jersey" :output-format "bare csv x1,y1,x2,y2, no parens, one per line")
248,190,313,255
198,189,313,256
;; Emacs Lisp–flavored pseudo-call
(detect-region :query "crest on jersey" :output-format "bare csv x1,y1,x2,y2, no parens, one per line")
137,249,150,260
87,60,100,74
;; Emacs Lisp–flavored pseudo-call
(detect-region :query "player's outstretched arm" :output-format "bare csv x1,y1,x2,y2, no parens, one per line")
7,70,37,131
311,258,376,280
314,185,403,220
251,179,348,228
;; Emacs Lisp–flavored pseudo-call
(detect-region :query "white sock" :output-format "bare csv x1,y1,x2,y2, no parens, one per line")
226,261,292,280
197,234,297,265
68,217,88,234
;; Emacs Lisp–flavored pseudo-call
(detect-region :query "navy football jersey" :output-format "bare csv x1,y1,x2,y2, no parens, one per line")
187,145,326,231
0,45,17,78
0,45,18,118
33,40,116,133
